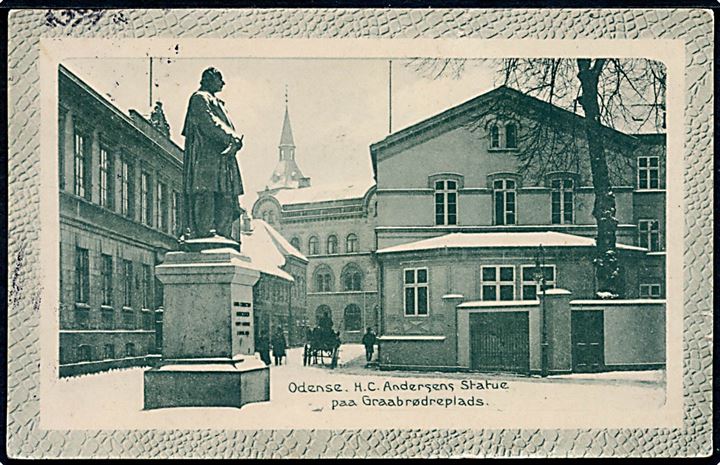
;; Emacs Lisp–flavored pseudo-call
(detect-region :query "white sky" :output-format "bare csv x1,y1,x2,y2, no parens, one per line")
63,57,495,209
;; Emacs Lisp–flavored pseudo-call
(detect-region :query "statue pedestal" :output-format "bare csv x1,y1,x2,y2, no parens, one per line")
143,245,270,409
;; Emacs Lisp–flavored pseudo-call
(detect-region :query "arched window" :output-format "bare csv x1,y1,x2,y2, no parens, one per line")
313,265,334,292
327,235,338,254
341,264,363,291
315,305,332,326
434,180,458,225
290,237,301,251
505,123,517,149
346,233,358,253
308,236,319,255
489,124,500,149
344,304,362,332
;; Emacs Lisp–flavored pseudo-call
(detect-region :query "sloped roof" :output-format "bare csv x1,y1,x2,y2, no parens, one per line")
241,219,307,281
265,159,309,191
376,231,646,254
256,218,308,263
271,180,375,206
369,85,641,179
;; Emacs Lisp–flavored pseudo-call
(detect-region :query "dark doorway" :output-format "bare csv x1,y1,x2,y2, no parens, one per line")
571,310,605,372
470,312,530,374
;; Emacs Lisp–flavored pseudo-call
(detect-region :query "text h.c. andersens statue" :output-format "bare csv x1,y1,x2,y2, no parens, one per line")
180,67,245,246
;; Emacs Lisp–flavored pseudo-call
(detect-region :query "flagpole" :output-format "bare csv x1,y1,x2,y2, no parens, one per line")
388,59,392,134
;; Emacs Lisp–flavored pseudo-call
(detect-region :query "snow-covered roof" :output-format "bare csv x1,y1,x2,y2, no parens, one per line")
256,218,308,263
271,180,375,206
240,220,298,281
377,231,647,254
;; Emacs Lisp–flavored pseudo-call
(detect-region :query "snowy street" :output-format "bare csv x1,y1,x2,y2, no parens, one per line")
43,344,669,430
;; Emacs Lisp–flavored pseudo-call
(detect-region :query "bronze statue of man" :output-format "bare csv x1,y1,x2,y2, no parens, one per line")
181,67,244,240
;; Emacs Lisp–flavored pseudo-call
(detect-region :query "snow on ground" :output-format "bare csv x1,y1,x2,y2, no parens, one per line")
43,344,669,430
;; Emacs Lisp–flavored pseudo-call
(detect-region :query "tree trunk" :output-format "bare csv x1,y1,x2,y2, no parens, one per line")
577,59,619,296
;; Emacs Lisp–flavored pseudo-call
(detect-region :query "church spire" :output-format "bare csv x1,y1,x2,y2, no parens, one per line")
263,86,311,192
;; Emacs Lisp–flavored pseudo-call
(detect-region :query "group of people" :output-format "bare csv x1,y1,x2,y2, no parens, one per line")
254,326,379,367
255,327,287,366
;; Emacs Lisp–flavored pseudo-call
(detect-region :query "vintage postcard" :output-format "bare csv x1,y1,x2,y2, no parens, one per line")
8,8,713,458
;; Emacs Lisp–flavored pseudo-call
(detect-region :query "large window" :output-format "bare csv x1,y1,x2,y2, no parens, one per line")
75,247,90,304
76,345,92,362
73,130,89,199
101,254,113,306
103,344,115,360
122,259,133,308
520,265,556,300
119,158,131,217
481,265,515,301
315,305,332,325
314,266,334,292
638,219,660,251
404,268,428,316
493,179,516,225
327,235,338,254
346,233,358,253
140,172,152,226
142,264,152,309
343,304,362,332
125,342,136,358
434,180,458,226
156,182,168,232
551,179,574,224
99,146,113,209
342,264,363,291
637,156,660,190
308,236,319,256
489,124,500,149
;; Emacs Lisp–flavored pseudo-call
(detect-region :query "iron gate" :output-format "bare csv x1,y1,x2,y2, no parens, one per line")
470,311,530,374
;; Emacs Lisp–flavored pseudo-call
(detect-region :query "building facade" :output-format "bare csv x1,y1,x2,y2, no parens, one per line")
252,102,379,343
58,65,183,377
58,66,308,376
370,86,667,373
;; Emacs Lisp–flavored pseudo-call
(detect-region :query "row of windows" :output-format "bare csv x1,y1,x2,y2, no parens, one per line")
68,342,142,364
434,178,572,226
291,233,360,256
72,247,158,328
313,265,364,292
64,124,179,235
315,304,365,332
402,265,664,316
403,265,556,316
72,306,156,331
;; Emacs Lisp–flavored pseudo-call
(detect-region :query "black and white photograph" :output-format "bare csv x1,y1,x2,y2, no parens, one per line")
7,8,713,459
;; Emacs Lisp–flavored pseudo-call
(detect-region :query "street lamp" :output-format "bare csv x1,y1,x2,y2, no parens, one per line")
534,244,548,377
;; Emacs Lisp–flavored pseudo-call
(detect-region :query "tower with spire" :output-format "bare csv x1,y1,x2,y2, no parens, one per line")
264,87,311,192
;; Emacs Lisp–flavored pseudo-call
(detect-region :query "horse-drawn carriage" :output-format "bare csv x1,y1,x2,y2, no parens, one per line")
303,316,341,368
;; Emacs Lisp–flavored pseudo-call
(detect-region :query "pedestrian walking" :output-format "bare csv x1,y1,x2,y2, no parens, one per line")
271,327,287,366
361,327,377,365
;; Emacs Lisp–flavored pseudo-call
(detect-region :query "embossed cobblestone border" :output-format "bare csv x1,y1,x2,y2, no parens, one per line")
7,8,713,458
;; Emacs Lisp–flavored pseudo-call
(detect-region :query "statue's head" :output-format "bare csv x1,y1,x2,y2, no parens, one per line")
200,67,225,93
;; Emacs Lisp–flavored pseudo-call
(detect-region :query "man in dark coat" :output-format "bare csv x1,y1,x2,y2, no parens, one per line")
181,67,244,239
256,331,271,366
271,327,287,366
361,327,377,364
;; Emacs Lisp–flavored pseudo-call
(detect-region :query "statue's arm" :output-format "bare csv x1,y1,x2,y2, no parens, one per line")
189,93,238,146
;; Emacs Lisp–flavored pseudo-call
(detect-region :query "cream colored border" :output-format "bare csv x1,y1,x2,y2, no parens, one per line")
38,38,683,431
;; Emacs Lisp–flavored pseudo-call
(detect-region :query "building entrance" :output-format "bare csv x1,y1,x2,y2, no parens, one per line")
571,310,605,372
469,312,530,374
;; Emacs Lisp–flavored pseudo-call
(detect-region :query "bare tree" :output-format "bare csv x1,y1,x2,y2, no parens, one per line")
406,57,666,296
